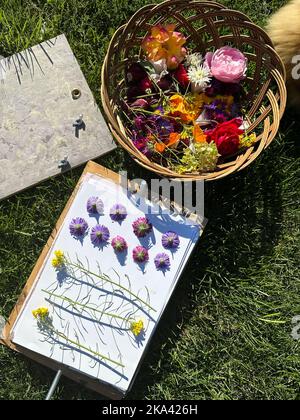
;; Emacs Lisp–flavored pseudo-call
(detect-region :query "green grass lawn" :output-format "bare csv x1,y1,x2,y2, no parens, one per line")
0,0,299,400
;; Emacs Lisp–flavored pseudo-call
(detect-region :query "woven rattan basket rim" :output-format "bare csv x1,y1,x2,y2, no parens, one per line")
101,0,287,181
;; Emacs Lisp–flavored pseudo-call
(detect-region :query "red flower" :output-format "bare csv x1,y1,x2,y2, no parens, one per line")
139,77,153,93
206,118,244,156
173,64,189,88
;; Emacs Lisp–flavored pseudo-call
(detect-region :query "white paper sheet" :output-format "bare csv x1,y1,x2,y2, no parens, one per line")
11,173,203,393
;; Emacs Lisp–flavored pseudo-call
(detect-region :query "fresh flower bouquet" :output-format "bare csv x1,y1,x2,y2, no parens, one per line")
122,25,257,174
101,0,286,180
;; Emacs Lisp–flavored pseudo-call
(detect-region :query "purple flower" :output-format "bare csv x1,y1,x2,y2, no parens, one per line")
110,204,127,222
69,218,88,237
90,225,110,245
205,78,244,99
162,231,180,249
134,114,176,141
154,253,170,270
111,236,128,253
130,98,149,110
132,135,153,158
132,217,152,238
133,246,149,263
86,197,104,214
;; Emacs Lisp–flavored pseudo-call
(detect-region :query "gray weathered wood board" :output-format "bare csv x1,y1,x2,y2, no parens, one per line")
0,34,115,201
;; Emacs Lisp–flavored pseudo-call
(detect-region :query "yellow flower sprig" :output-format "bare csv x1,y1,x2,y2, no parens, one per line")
42,289,145,337
130,319,144,337
51,250,157,313
51,250,65,268
32,306,124,368
32,307,49,320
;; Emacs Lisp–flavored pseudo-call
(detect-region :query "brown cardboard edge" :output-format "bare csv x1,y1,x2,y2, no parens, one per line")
0,161,124,399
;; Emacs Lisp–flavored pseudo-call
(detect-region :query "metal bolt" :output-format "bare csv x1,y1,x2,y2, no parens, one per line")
58,156,69,169
73,114,84,128
71,88,81,100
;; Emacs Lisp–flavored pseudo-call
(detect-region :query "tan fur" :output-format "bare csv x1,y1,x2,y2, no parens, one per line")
267,0,300,107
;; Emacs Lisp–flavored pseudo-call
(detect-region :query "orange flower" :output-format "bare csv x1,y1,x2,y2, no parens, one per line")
142,24,187,70
168,94,204,124
193,124,207,143
155,132,181,153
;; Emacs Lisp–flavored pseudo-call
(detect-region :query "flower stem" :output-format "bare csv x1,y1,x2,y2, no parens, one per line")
42,289,131,323
53,327,124,368
67,261,157,313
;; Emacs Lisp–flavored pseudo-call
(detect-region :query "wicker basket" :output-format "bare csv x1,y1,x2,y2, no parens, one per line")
101,0,286,181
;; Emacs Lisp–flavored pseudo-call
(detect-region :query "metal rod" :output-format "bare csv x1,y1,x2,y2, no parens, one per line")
45,370,62,400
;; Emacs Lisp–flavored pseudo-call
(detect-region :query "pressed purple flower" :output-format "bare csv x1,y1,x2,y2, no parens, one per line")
86,196,104,214
133,246,149,263
132,217,152,238
90,225,110,245
69,217,88,237
110,204,127,222
111,236,128,253
162,231,180,249
154,253,170,270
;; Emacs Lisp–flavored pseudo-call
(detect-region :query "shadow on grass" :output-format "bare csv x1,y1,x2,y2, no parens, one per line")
3,110,299,400
126,134,287,399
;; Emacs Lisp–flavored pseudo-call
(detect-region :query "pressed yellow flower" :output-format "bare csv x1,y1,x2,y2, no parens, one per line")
32,307,49,320
51,250,65,268
130,319,144,336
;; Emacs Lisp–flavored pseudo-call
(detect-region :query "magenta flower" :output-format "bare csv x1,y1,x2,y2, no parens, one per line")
162,231,180,249
205,47,247,84
154,253,170,270
133,246,149,263
110,204,127,222
132,217,152,238
86,197,104,214
69,218,88,237
90,225,110,245
111,236,128,253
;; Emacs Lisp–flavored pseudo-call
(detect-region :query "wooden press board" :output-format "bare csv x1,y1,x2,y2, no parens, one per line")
0,161,205,399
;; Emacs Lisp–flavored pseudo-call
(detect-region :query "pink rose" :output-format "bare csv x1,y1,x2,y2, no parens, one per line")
205,47,247,84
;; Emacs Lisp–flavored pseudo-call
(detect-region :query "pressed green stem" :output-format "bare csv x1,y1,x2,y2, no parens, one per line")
42,289,131,323
51,327,124,368
67,261,156,313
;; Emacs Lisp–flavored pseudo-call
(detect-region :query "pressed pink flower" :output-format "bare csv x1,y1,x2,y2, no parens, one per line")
111,236,128,253
132,217,152,238
133,246,149,263
205,47,247,84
